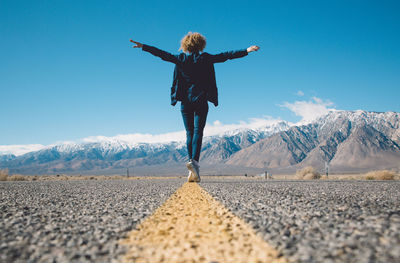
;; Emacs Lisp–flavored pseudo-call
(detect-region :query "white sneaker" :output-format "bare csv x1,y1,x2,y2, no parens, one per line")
187,170,196,182
186,159,200,182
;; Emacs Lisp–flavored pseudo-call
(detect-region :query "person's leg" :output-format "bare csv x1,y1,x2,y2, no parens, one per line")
180,103,194,161
192,102,209,162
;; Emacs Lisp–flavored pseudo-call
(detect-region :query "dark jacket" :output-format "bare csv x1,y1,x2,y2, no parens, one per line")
142,44,248,106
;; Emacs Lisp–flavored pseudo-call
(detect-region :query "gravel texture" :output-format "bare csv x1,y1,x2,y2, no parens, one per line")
0,179,182,263
121,182,286,263
201,179,400,263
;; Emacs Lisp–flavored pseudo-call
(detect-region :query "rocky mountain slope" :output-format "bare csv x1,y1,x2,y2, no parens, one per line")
227,111,400,172
1,111,399,174
0,122,290,174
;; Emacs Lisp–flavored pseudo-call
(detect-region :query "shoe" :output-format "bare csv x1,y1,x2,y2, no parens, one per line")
187,170,196,182
186,159,201,182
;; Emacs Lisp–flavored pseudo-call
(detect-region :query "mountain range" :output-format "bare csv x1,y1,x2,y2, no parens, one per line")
1,110,399,175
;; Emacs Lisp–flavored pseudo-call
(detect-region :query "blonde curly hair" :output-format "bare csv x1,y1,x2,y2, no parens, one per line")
179,32,206,53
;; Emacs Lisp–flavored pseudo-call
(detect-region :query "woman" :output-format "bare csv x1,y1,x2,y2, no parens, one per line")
130,32,259,182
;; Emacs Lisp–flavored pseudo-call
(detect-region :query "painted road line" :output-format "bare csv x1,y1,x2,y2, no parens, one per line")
119,182,288,263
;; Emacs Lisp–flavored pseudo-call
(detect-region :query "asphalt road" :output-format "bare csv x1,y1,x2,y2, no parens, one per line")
202,179,400,263
1,179,399,263
0,179,182,263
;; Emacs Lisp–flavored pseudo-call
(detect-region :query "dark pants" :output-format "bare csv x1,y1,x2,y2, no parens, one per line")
180,101,209,162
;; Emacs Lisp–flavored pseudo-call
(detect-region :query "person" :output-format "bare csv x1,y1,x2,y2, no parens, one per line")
130,32,259,182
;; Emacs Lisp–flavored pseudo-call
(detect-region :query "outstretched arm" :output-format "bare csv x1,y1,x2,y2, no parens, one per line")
130,39,179,64
209,45,260,63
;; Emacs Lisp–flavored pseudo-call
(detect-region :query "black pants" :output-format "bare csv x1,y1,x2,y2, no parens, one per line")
180,101,209,162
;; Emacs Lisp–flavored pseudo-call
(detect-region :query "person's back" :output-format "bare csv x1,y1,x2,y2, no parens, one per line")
174,51,216,104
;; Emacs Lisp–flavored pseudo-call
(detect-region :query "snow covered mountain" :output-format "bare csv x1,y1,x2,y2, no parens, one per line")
227,111,400,172
0,121,291,174
1,110,399,174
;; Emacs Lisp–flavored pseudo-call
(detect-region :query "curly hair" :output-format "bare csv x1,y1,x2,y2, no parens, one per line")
179,32,206,53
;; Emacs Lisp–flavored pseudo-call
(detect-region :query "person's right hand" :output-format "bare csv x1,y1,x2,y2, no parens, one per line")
130,39,143,48
247,45,260,53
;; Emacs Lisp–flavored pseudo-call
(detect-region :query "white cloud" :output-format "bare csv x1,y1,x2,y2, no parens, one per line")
281,97,336,124
82,131,186,145
296,90,305,96
0,116,288,156
82,116,286,144
204,117,286,136
0,144,46,156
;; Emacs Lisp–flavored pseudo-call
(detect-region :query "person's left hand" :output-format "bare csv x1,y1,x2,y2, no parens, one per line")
130,39,143,48
247,45,260,53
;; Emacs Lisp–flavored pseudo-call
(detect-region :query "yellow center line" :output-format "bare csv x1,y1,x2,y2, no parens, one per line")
119,182,288,263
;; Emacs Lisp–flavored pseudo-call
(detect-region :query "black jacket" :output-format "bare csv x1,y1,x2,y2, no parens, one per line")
142,44,248,106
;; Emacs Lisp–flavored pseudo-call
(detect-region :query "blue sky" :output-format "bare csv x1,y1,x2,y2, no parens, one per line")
1,0,399,148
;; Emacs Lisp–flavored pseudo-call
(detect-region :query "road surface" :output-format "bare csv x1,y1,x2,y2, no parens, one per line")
1,178,399,262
